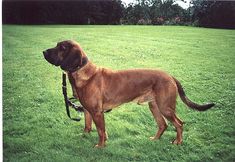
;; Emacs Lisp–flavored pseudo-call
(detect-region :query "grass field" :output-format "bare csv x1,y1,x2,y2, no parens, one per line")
3,25,235,162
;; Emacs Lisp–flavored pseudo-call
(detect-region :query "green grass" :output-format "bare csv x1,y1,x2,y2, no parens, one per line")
3,25,235,162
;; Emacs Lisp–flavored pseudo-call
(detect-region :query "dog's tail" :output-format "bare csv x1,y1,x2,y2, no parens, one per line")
173,77,215,111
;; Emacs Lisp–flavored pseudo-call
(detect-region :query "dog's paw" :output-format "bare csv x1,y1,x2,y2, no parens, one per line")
84,128,92,133
149,136,157,141
94,144,105,148
172,139,182,145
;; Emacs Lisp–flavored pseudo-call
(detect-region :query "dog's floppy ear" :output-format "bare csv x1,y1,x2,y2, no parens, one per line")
60,48,86,72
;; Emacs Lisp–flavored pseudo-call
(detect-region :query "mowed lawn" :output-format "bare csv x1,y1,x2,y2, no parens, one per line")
3,25,235,162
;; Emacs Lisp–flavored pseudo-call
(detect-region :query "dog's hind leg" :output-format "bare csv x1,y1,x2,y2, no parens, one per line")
156,82,183,144
148,101,168,140
171,114,183,144
155,81,183,144
159,100,183,144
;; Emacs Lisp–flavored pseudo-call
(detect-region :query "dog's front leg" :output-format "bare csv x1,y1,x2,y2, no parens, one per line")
67,73,79,98
84,109,92,133
90,110,106,148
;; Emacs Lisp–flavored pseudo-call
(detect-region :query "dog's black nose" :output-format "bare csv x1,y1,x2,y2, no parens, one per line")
43,51,46,55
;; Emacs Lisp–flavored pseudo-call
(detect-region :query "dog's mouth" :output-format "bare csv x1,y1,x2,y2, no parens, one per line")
43,51,61,66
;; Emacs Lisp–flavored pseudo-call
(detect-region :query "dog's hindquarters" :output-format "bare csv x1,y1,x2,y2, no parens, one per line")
148,75,215,144
149,77,183,144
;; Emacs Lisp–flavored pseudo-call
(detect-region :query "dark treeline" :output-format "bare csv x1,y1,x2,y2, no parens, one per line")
2,0,235,29
3,0,124,25
191,0,235,29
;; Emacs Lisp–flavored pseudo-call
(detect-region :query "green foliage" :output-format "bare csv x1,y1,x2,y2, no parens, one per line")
3,25,235,162
123,0,189,25
191,0,235,28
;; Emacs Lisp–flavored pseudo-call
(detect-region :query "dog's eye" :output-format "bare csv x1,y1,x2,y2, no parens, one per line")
60,45,66,51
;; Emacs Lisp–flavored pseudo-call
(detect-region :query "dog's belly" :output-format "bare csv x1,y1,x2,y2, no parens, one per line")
102,78,155,110
133,90,155,105
102,90,154,109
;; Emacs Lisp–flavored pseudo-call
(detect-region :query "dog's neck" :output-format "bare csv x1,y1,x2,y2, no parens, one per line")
66,56,88,73
68,61,98,88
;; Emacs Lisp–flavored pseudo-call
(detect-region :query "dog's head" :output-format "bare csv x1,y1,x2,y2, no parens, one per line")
43,40,88,72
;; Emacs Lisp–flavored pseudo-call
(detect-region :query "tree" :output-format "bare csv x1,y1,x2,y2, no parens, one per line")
2,0,124,25
191,0,235,28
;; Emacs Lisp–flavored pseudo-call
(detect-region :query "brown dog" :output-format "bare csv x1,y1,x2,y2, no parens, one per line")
43,40,214,148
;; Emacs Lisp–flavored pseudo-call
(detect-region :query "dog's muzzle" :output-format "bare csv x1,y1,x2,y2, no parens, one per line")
43,50,60,66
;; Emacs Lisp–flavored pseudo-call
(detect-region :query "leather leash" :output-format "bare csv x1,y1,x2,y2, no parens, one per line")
62,72,84,122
